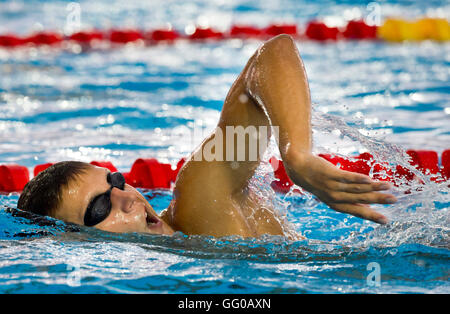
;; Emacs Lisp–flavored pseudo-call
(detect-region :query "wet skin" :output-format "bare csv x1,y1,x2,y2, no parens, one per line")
54,165,174,235
53,35,397,238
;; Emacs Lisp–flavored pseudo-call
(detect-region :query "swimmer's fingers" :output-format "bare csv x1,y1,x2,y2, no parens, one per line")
329,168,374,184
331,180,392,193
327,203,388,224
287,154,391,224
322,190,397,205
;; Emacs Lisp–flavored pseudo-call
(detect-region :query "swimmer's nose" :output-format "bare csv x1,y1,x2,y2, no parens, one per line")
110,186,136,213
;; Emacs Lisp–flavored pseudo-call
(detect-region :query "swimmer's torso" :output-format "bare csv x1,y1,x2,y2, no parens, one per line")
159,156,297,239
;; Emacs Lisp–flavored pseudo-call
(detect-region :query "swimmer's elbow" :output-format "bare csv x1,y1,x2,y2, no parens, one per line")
251,34,298,74
267,34,296,47
245,34,298,95
260,34,297,57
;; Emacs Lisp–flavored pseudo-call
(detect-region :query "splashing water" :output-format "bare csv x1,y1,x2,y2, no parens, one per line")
0,0,449,294
0,83,448,293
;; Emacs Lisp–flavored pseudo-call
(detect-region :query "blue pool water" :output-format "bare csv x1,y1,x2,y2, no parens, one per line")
0,0,449,293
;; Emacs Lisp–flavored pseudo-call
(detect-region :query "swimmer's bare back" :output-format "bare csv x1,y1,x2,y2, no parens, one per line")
160,35,397,238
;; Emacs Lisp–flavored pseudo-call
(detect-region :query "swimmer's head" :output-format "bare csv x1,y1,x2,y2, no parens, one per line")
18,161,174,235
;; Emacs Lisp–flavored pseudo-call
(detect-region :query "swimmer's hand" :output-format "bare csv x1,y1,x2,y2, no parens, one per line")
284,152,396,224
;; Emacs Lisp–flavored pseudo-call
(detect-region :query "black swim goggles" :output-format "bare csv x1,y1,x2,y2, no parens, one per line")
83,172,126,227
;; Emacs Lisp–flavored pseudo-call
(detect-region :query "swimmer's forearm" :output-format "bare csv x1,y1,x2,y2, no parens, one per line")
244,35,395,225
245,34,312,161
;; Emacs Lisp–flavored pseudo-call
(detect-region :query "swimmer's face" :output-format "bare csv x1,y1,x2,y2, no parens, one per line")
54,165,174,235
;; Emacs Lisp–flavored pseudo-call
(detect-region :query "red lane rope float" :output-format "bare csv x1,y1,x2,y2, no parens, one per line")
0,34,25,47
148,29,181,41
230,25,264,38
406,150,439,175
269,157,294,194
68,30,104,43
265,24,298,37
125,158,172,189
109,29,144,44
0,165,29,193
305,21,340,41
24,32,63,45
189,28,224,40
442,150,450,180
342,20,378,39
89,161,117,172
0,23,300,48
0,150,449,193
33,163,53,177
1,18,447,49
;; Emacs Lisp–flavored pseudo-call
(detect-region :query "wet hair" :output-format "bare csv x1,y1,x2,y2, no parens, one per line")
17,161,91,217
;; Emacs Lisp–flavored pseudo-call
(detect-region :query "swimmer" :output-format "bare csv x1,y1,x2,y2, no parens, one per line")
17,35,397,239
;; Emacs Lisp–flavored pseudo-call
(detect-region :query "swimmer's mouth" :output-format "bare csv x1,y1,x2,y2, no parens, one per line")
145,211,161,227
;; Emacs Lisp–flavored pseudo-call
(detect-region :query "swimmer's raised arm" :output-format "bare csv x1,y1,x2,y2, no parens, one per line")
245,34,396,224
18,35,397,239
167,34,396,238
